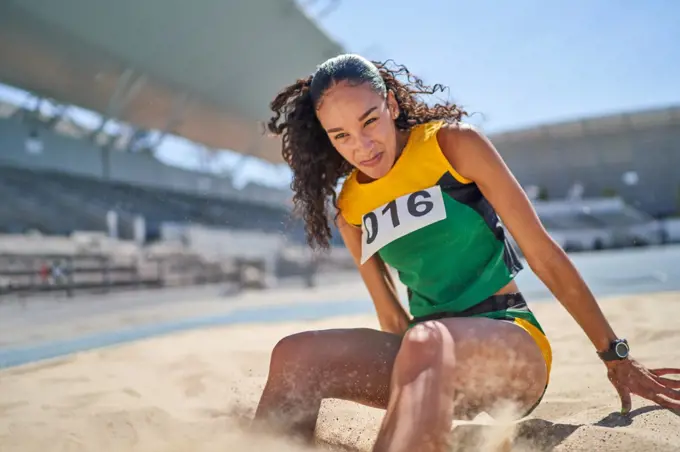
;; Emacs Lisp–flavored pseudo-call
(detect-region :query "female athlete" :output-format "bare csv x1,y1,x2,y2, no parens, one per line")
252,54,680,451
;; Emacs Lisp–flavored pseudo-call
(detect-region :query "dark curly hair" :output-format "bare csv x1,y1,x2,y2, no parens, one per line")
267,54,468,250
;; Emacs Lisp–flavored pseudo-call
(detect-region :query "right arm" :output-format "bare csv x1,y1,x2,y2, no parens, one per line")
337,214,410,335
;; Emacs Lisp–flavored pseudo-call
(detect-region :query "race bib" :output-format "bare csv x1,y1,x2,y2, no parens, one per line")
360,185,447,264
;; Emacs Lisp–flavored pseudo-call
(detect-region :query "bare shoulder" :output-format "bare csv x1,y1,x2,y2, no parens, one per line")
336,210,360,231
436,122,497,178
437,121,491,150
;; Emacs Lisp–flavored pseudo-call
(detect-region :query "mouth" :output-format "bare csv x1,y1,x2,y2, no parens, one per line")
360,152,384,168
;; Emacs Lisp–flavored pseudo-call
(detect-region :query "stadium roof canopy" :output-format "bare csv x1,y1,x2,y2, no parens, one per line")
0,0,343,163
488,105,680,144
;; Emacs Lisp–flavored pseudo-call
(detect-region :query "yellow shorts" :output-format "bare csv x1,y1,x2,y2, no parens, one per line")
512,317,553,383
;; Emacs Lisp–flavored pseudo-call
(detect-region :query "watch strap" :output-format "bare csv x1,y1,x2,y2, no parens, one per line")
597,348,621,361
597,339,629,361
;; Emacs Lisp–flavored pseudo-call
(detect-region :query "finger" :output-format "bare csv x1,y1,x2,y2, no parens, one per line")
658,386,680,400
613,382,632,415
654,376,680,389
649,394,680,412
651,368,680,377
640,375,680,400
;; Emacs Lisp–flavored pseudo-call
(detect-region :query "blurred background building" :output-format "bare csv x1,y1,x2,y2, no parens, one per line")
0,0,678,297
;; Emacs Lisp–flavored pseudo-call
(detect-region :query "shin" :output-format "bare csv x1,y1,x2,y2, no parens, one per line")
373,321,457,452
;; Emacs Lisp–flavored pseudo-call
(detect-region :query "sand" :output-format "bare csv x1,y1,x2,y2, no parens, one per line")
1,291,679,451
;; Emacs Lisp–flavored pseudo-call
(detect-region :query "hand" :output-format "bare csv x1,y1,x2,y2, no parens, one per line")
605,357,680,414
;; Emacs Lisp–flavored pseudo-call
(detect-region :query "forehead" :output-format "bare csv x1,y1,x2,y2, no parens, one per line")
316,81,385,122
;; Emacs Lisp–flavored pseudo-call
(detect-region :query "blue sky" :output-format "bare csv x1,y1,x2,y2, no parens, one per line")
313,0,680,131
2,1,679,188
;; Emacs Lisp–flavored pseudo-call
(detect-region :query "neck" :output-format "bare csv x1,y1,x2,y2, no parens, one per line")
394,129,411,159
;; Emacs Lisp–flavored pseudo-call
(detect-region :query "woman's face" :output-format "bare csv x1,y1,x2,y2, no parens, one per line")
315,81,401,181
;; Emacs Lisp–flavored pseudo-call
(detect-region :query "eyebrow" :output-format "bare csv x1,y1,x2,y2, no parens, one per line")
326,106,379,133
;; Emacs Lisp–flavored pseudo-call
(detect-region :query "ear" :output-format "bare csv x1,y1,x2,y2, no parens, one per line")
386,90,399,120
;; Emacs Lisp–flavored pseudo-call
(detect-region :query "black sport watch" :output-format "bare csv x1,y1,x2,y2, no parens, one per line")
597,339,630,361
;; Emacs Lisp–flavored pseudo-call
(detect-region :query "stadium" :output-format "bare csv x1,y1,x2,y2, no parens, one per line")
1,0,680,296
0,0,345,294
2,2,680,451
489,104,680,217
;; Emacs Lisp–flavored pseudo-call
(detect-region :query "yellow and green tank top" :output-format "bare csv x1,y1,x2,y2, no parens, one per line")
338,120,524,319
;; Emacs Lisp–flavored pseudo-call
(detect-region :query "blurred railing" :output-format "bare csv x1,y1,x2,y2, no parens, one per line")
0,253,160,297
0,249,321,298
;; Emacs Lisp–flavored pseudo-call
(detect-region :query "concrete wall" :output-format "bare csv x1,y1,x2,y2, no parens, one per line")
532,197,627,216
662,218,680,242
0,117,291,207
493,124,680,216
159,223,285,280
4,115,677,217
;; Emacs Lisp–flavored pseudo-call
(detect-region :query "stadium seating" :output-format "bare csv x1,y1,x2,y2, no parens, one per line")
0,165,301,240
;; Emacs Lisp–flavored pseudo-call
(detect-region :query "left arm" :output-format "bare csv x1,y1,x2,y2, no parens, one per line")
438,124,616,351
437,124,680,413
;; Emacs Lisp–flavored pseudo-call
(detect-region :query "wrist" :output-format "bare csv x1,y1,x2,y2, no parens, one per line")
596,340,615,354
597,338,630,361
594,332,620,353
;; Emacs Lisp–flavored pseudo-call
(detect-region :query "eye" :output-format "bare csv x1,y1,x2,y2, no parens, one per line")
364,118,378,127
333,132,348,140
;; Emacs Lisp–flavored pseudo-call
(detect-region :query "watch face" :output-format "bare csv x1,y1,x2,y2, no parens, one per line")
615,341,629,358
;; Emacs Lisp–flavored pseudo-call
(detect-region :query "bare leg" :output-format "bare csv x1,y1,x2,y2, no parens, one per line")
252,318,548,450
372,318,547,451
371,321,456,452
252,328,402,440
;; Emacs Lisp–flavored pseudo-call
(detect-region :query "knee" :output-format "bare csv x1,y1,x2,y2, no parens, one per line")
269,331,318,375
394,321,456,384
401,321,452,357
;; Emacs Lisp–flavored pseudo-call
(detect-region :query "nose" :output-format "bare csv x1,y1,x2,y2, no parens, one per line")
357,132,374,153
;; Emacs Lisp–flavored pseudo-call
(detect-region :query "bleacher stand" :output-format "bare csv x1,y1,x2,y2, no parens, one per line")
0,165,297,240
0,163,320,297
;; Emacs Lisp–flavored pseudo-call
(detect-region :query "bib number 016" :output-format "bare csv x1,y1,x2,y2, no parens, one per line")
360,185,447,264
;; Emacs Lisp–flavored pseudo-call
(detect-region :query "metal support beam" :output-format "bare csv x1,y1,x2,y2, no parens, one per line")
317,0,341,19
96,68,146,180
123,127,145,152
148,92,190,150
13,96,44,132
90,68,147,141
90,69,133,139
118,73,147,113
45,104,68,129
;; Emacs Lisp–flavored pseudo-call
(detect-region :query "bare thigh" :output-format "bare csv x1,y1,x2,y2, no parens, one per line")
267,327,402,409
430,317,548,416
267,317,548,417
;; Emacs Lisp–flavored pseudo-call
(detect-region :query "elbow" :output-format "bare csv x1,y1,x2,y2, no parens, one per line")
525,240,584,300
525,239,567,280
